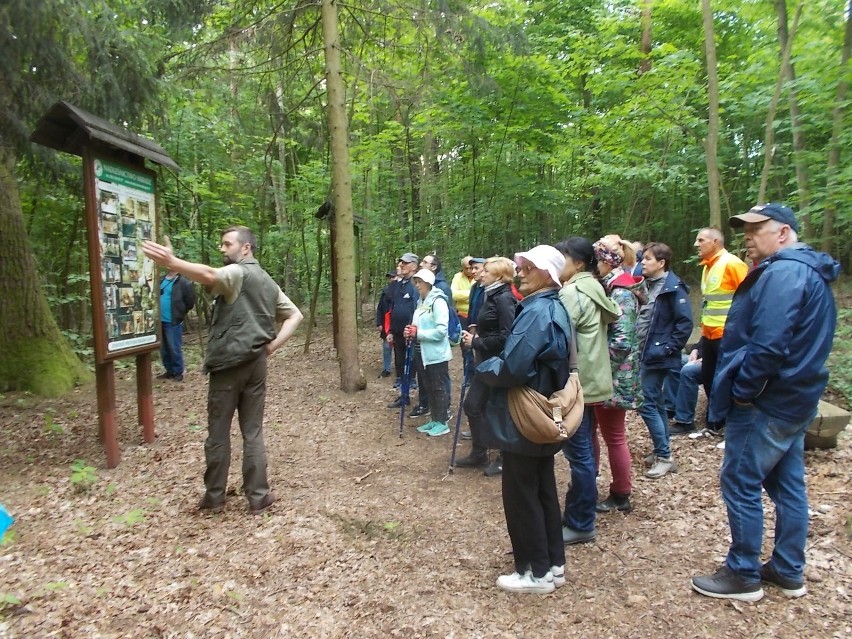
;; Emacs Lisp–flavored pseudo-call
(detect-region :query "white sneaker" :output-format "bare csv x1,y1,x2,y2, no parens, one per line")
496,570,555,594
550,565,565,588
645,456,677,479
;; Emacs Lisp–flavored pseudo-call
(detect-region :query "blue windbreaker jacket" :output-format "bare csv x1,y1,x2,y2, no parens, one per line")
709,244,839,423
476,288,572,456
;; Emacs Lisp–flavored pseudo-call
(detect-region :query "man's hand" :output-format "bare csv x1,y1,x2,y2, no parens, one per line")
386,333,394,344
687,348,699,363
141,236,175,268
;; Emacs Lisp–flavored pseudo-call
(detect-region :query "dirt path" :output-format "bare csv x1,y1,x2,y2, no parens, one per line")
0,325,850,638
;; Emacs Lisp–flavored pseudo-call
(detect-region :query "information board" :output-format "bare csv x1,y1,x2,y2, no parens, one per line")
93,158,158,354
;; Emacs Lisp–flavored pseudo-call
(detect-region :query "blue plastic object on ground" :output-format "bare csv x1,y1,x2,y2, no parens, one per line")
0,504,13,537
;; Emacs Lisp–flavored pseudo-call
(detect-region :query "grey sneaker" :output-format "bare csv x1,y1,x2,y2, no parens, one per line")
760,563,807,598
645,456,677,479
691,565,763,602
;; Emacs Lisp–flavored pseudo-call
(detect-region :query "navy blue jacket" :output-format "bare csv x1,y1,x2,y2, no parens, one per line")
640,270,693,370
476,288,572,456
709,244,839,423
468,284,485,326
433,270,454,309
388,276,418,335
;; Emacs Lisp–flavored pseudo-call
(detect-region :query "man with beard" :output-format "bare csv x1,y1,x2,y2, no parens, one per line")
142,226,303,516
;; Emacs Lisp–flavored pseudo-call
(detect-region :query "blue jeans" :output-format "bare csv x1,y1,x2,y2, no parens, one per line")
721,404,812,583
639,366,671,458
160,321,185,376
561,407,597,532
663,355,688,413
664,360,702,424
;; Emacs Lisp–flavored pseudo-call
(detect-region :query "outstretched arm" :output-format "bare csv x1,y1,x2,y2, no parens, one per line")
142,237,218,287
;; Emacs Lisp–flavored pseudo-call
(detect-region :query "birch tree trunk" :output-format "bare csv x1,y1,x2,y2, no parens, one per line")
701,0,722,229
321,0,364,392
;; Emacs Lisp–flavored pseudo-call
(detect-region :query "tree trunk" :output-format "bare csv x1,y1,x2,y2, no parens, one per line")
701,0,722,229
321,0,364,393
638,0,653,75
758,5,802,205
777,0,811,237
0,149,90,395
821,0,852,254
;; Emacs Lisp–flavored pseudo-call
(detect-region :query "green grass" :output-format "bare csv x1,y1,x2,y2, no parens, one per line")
827,307,852,409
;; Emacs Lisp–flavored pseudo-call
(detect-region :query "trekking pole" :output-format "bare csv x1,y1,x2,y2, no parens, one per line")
399,337,414,438
448,347,474,472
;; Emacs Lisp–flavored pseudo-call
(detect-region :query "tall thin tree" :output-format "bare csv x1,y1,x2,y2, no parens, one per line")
321,0,364,392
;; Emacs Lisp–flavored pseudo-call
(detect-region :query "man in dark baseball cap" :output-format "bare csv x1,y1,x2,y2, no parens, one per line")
691,202,839,602
729,203,799,232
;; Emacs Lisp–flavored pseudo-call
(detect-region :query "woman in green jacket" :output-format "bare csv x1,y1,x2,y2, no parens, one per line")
555,238,620,545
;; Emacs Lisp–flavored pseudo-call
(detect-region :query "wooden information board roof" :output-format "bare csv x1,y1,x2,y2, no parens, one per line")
30,101,179,171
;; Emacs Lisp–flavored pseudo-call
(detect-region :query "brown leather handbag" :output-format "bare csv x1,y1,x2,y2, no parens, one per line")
507,335,584,444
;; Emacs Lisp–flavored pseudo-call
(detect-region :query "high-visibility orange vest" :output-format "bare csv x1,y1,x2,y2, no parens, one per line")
701,250,738,329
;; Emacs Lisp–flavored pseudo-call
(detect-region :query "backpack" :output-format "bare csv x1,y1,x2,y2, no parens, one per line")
430,297,463,346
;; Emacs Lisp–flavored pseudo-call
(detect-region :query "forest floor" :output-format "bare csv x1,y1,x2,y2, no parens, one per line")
0,320,850,639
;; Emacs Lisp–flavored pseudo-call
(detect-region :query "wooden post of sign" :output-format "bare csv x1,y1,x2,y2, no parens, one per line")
96,361,121,468
137,352,155,443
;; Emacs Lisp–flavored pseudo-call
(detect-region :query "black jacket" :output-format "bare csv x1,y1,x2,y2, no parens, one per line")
471,283,518,363
162,274,196,324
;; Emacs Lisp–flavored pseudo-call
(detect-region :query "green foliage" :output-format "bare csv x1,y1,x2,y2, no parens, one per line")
12,0,852,360
69,460,98,493
113,509,146,527
827,307,852,407
43,413,64,436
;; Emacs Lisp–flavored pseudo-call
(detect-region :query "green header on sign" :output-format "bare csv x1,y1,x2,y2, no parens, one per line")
94,158,154,193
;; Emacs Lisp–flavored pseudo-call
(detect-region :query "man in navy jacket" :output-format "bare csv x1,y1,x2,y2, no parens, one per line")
692,203,839,603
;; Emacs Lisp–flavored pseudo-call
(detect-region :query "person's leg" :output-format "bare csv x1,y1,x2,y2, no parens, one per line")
537,455,566,572
561,406,597,532
413,347,429,410
161,322,183,376
425,361,450,424
160,322,174,375
237,352,270,508
594,406,632,496
763,430,809,584
458,376,489,463
674,361,702,425
172,322,185,376
664,365,680,416
392,334,406,381
638,367,671,458
382,339,392,373
701,338,723,430
204,367,241,504
721,406,810,583
502,452,550,577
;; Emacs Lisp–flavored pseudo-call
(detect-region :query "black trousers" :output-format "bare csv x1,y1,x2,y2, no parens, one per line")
701,336,723,427
391,332,408,381
501,452,565,577
462,375,490,458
